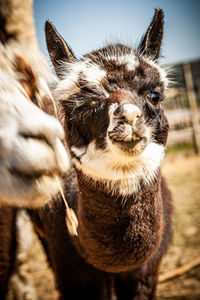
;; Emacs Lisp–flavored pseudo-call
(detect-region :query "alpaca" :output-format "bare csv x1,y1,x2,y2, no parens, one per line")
0,0,70,208
27,9,173,300
0,1,70,298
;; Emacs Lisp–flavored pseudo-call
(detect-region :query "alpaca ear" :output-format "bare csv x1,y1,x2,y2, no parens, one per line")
45,21,76,78
138,9,164,60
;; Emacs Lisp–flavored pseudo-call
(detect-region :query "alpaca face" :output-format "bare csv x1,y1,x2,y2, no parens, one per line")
61,48,168,153
0,42,70,207
46,10,169,195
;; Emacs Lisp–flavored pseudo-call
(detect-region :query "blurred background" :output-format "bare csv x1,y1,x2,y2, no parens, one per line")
7,0,200,299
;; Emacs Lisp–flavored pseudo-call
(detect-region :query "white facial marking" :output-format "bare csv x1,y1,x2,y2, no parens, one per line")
107,53,140,71
72,141,164,196
108,103,119,132
144,56,168,88
56,59,108,101
71,146,86,157
80,60,106,85
63,60,106,86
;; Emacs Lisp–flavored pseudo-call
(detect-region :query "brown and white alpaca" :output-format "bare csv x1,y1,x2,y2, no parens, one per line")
0,1,70,298
28,9,173,300
0,0,70,208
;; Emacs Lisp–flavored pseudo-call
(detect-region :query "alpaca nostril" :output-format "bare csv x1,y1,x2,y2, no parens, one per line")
114,103,141,124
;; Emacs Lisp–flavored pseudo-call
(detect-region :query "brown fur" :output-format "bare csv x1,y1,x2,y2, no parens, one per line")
76,171,163,272
14,55,39,104
0,207,17,299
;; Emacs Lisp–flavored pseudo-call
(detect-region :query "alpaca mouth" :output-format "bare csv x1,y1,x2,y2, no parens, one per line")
108,128,147,152
8,168,54,182
113,138,148,154
111,138,142,150
108,121,148,152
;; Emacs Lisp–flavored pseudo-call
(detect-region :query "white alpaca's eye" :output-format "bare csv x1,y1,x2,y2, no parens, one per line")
90,99,99,108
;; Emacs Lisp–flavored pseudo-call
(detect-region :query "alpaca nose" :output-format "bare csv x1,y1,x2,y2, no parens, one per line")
113,103,141,124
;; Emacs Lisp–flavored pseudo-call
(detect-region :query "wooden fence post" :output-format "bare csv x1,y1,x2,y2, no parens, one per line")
183,63,200,154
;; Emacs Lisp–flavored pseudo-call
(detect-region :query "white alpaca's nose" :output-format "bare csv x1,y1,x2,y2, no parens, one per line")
114,103,142,124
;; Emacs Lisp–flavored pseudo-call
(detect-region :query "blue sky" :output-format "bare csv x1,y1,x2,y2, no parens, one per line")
34,0,200,65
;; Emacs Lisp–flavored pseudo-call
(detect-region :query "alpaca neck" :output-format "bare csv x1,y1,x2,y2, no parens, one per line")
75,169,163,273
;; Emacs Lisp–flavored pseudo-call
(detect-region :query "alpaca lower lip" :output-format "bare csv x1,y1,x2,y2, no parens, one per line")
9,168,53,181
10,172,42,182
111,138,142,149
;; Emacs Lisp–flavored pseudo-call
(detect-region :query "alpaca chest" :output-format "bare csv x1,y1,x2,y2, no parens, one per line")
75,180,163,273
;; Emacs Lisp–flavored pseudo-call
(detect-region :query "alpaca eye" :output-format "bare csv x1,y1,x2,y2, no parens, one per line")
149,92,161,105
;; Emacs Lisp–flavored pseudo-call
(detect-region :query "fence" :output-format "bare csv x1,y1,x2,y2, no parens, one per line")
163,62,200,153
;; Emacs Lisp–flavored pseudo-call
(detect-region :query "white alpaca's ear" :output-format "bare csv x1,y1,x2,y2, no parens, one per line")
45,21,76,78
138,9,164,60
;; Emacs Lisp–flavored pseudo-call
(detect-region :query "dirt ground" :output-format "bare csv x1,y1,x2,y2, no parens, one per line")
7,150,200,300
158,150,200,299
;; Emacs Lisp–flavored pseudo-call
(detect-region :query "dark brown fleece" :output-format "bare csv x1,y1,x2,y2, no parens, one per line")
76,171,163,273
0,206,17,299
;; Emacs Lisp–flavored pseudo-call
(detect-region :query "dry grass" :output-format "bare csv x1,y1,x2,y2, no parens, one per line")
7,151,200,300
158,151,200,299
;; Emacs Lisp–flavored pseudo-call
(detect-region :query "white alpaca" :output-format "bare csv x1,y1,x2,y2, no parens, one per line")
0,0,70,208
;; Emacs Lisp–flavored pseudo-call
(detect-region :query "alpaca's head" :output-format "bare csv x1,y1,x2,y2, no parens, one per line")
46,10,169,194
0,41,70,207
